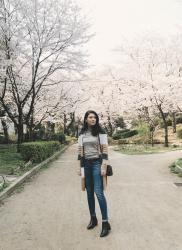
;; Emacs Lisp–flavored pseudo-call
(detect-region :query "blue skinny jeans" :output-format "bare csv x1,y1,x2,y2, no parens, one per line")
83,157,109,221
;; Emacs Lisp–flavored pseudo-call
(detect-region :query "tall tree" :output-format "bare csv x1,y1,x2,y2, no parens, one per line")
0,0,92,150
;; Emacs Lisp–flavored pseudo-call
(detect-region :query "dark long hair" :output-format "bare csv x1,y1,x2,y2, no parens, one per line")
79,110,106,136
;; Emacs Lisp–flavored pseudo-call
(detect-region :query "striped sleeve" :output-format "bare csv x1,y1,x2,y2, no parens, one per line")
99,133,109,160
77,134,82,160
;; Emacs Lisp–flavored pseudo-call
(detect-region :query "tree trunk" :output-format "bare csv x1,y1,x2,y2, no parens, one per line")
158,105,168,147
1,119,9,143
28,114,34,141
17,122,24,152
164,124,168,147
108,122,113,136
150,125,155,147
107,115,113,136
172,112,176,133
17,109,24,152
150,130,154,147
63,113,67,134
66,112,75,136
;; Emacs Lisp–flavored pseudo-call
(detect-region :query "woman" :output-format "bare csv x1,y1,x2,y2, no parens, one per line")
76,110,111,237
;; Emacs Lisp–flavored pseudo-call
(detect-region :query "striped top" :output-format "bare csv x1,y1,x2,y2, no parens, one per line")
82,130,100,159
77,129,109,167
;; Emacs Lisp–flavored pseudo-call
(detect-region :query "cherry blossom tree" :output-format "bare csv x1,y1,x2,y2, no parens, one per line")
0,0,92,149
115,32,182,146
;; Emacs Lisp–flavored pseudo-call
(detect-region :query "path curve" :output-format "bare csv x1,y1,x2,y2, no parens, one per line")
0,144,182,250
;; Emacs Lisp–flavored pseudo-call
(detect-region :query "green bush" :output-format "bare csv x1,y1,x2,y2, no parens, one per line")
177,128,182,139
118,129,130,134
176,116,182,124
112,133,121,140
112,129,130,139
121,130,138,138
0,135,5,143
136,122,150,136
112,129,138,140
51,133,66,143
19,141,61,163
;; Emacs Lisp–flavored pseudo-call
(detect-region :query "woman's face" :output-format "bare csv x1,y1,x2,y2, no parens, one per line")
86,113,97,126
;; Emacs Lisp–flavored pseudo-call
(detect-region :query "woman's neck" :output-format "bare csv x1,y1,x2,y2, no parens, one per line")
87,126,92,131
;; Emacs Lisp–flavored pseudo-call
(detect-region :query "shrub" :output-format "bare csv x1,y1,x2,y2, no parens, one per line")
112,129,132,140
136,122,150,136
116,129,130,134
121,130,138,138
51,133,66,143
31,123,46,141
176,116,182,124
177,128,182,139
112,133,120,140
112,129,138,140
19,141,61,163
0,135,5,143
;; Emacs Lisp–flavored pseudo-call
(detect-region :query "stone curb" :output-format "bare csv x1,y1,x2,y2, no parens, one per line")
0,141,75,202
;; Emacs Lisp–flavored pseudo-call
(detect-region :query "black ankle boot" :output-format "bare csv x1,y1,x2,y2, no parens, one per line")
87,215,98,229
100,221,111,237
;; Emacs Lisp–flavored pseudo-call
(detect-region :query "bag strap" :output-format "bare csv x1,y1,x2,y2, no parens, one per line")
82,134,84,155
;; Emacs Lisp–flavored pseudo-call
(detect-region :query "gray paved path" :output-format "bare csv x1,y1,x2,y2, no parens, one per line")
0,144,182,250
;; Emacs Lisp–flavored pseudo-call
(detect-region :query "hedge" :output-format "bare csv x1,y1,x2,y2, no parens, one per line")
176,116,182,124
0,135,5,144
19,141,61,163
112,129,138,140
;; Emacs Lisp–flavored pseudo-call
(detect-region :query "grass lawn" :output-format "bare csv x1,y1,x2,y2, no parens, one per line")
113,144,182,155
0,144,26,175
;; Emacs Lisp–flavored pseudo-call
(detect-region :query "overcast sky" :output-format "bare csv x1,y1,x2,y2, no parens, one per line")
77,0,182,70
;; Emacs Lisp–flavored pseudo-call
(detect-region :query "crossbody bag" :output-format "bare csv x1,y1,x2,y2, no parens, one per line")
97,134,113,176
